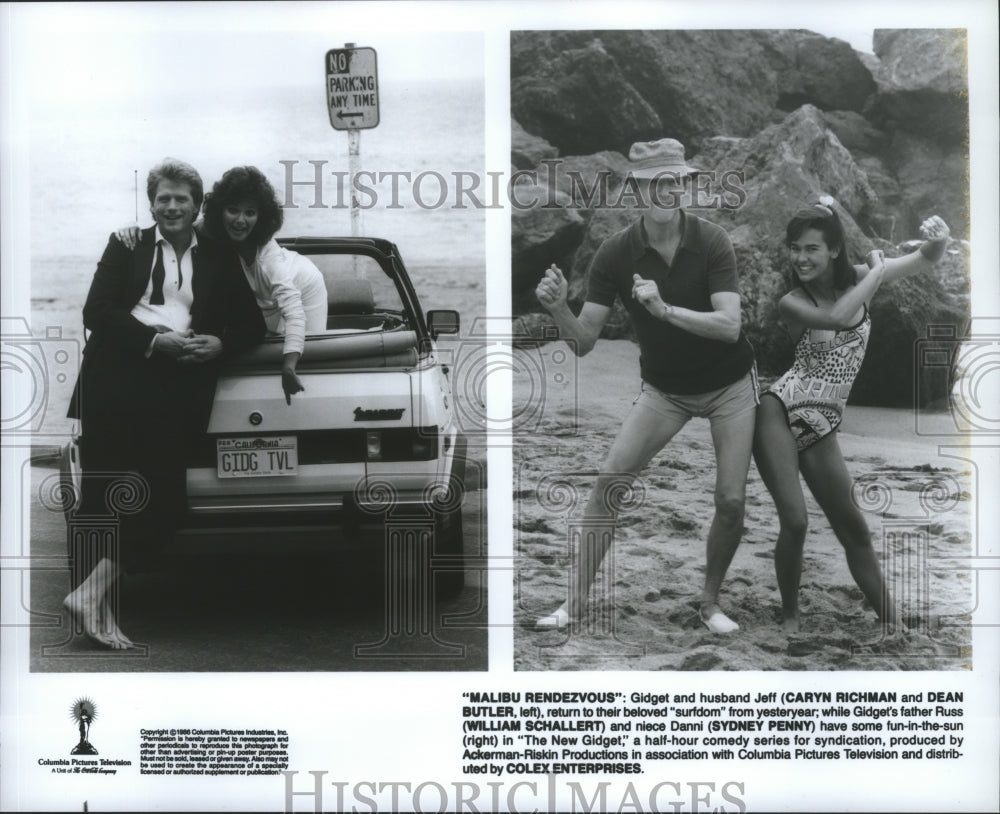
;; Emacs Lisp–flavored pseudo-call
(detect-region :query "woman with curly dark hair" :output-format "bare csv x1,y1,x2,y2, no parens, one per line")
201,166,326,401
120,166,326,402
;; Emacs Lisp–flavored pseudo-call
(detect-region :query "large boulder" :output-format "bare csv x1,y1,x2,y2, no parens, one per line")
818,107,968,242
511,119,558,170
692,105,878,242
537,150,633,210
866,29,969,145
511,30,876,155
852,241,970,407
691,105,969,401
510,34,663,157
852,153,913,243
821,110,889,155
761,30,877,112
510,151,632,312
883,131,970,240
591,30,782,150
510,180,586,314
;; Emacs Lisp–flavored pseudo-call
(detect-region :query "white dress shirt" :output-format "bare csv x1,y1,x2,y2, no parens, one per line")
130,226,197,333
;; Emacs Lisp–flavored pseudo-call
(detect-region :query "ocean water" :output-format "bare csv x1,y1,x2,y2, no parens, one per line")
23,78,485,439
27,78,485,324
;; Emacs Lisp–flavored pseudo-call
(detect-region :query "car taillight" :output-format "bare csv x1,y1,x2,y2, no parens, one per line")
366,431,382,461
412,436,433,458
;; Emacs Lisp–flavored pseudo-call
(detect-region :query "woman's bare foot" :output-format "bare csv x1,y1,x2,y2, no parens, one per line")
781,611,801,634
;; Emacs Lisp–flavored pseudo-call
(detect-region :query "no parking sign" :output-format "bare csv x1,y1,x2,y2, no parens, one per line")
326,46,379,130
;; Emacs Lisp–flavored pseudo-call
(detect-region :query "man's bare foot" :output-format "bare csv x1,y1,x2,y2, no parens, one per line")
99,600,135,649
700,603,739,634
64,591,117,648
64,590,132,649
535,603,574,631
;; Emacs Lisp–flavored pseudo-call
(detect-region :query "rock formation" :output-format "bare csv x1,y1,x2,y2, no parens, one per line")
511,28,970,408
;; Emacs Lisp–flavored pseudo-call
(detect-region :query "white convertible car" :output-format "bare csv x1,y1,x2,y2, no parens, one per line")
64,237,468,596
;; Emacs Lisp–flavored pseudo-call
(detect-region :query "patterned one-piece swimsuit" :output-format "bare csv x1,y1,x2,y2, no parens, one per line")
765,301,871,452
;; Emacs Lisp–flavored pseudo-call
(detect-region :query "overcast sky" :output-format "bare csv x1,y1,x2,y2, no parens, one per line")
12,3,485,116
10,2,979,124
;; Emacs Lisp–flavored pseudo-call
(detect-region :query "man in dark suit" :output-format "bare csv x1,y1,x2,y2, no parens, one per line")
64,158,264,649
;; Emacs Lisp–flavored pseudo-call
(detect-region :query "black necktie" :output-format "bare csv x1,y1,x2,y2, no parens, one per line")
150,244,165,305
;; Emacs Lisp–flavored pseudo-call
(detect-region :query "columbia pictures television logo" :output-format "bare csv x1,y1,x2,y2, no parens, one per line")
914,319,1000,436
70,697,98,755
1,317,81,441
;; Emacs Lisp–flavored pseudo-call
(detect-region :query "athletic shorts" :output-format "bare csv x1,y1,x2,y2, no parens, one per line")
633,366,760,427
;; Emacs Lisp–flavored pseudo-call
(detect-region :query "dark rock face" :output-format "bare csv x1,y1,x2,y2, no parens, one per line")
852,153,911,244
696,105,879,239
853,242,970,408
821,110,889,155
510,34,663,156
511,181,586,314
883,132,970,241
511,119,558,170
510,152,632,315
867,29,969,145
510,28,970,407
511,30,876,155
764,30,877,113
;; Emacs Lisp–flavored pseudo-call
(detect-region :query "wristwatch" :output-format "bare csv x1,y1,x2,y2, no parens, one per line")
660,303,674,320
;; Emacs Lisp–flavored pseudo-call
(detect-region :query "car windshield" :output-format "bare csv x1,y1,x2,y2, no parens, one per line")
309,253,409,333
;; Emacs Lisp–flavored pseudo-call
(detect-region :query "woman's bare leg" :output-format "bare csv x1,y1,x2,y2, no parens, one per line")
800,434,896,625
753,397,810,632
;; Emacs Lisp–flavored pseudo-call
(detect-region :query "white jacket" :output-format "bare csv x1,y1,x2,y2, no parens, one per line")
242,239,327,356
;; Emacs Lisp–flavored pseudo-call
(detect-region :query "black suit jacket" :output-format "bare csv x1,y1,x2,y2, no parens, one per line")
67,226,265,423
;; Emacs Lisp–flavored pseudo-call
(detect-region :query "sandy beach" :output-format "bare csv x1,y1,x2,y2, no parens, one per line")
513,338,973,671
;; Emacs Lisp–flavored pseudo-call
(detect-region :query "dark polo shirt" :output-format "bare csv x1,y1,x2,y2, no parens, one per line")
585,210,755,395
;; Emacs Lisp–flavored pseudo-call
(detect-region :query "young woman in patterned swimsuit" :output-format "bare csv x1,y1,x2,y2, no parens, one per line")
753,200,951,633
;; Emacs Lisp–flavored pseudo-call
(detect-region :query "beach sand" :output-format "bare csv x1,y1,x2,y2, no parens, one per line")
513,339,973,671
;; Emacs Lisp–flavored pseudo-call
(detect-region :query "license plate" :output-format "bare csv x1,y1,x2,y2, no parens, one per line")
216,436,298,478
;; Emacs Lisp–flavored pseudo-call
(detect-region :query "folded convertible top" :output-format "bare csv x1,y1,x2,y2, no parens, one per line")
224,329,419,373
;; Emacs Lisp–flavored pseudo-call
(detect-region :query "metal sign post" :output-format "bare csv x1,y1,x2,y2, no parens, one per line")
326,44,380,249
348,129,361,240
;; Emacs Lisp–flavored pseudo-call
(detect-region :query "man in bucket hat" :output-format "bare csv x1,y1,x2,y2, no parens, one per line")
534,138,757,635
